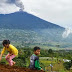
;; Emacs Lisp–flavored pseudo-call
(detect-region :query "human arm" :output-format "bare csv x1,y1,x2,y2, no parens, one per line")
0,53,3,61
0,48,5,61
35,60,42,70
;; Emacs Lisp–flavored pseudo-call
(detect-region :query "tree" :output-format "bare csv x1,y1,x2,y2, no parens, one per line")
48,49,53,54
63,62,71,70
48,49,53,60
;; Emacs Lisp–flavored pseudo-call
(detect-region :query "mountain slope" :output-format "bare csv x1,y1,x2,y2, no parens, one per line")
0,64,44,72
0,11,64,30
0,11,69,48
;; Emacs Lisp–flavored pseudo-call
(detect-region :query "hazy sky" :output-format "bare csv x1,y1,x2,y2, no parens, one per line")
0,0,72,28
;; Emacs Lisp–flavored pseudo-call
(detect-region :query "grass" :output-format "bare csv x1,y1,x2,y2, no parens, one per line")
29,44,69,50
0,58,8,64
39,57,70,72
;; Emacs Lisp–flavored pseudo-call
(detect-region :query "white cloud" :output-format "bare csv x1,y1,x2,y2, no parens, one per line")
62,28,72,38
0,4,19,14
0,0,72,28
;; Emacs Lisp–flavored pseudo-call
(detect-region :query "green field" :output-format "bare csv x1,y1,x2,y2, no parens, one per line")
40,57,71,72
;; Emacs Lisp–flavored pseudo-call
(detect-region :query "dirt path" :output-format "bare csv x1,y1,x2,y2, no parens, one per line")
0,64,45,72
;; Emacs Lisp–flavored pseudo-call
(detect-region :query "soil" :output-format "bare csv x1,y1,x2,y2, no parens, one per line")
0,64,45,72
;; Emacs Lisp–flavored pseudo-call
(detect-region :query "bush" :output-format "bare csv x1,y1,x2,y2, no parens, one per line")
63,62,71,70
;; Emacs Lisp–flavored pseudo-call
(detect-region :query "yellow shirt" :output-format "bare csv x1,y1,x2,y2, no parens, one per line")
1,44,18,56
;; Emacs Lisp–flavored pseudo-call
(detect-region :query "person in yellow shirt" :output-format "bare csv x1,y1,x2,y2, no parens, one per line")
0,40,18,66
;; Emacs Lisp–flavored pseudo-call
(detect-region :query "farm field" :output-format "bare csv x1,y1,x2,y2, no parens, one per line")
40,57,72,72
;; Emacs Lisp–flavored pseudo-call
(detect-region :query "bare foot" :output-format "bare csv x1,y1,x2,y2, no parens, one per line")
13,61,16,66
9,62,16,66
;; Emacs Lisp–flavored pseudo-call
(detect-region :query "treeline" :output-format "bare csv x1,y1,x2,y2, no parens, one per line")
14,48,72,67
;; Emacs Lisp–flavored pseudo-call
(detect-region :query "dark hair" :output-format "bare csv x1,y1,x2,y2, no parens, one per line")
2,40,10,45
34,46,40,51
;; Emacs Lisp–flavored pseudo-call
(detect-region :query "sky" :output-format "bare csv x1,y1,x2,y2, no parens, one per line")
0,0,72,29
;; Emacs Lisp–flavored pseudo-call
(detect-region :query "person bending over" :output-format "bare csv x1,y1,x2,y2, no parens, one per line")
0,40,18,66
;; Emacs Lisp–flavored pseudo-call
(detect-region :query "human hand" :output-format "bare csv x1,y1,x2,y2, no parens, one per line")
7,55,10,59
41,68,43,71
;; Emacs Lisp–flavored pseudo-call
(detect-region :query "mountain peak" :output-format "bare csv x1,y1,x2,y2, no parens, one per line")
0,11,64,30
